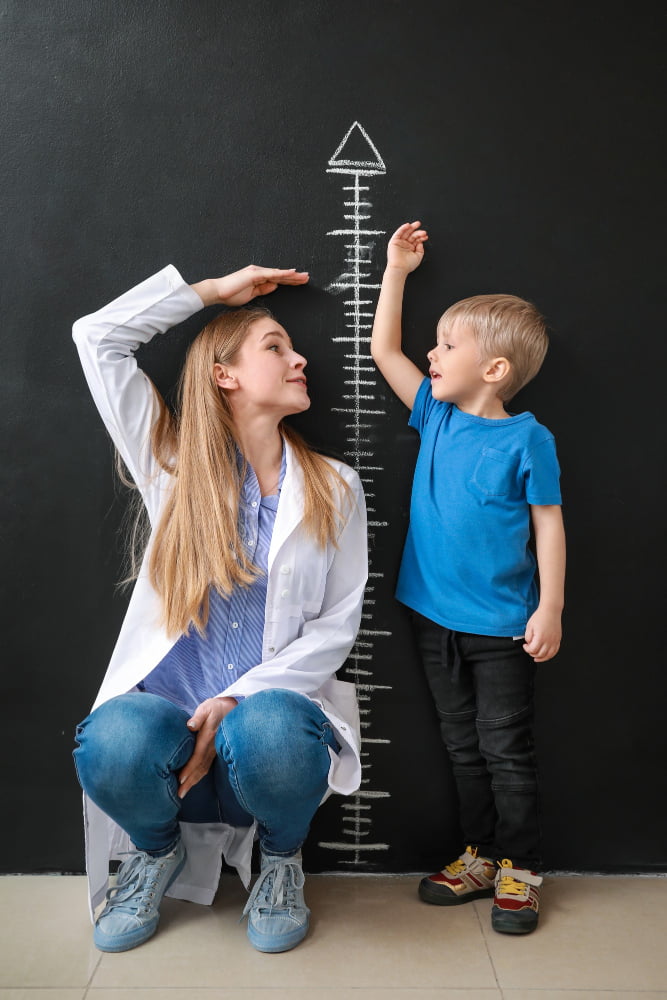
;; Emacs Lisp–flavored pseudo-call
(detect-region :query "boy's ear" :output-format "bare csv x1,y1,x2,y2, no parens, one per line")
483,356,511,386
213,362,237,389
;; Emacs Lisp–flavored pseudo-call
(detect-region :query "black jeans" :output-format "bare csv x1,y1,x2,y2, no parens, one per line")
411,611,541,869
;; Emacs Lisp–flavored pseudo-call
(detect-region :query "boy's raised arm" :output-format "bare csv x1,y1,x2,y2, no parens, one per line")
371,222,429,410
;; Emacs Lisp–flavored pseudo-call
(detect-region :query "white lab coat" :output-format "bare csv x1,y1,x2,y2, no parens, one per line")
73,266,368,914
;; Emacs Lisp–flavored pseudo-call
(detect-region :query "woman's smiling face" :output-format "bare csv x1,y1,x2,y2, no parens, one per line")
215,316,310,418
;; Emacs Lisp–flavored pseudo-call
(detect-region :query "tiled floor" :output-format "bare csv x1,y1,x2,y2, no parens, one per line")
1,874,666,998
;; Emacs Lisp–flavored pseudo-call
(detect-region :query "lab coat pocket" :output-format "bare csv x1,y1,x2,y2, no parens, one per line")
280,562,327,619
302,601,321,623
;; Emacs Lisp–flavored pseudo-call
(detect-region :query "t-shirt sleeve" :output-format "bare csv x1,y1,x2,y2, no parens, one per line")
408,377,436,436
524,436,562,505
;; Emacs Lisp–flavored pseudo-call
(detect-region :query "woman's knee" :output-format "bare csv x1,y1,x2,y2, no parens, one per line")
241,687,308,716
223,689,312,747
74,692,192,792
217,689,330,787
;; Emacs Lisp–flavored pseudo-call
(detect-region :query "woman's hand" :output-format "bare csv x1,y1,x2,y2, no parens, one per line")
191,266,309,308
177,696,238,798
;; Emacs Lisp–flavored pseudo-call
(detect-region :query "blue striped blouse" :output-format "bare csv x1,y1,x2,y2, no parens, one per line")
139,449,286,715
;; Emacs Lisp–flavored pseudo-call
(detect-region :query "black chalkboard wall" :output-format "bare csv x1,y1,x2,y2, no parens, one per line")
2,0,665,875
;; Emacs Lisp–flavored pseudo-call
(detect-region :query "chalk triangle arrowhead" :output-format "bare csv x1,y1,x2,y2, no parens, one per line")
328,122,386,171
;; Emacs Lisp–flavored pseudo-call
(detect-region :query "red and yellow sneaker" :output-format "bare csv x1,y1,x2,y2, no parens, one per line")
419,846,496,906
491,858,543,934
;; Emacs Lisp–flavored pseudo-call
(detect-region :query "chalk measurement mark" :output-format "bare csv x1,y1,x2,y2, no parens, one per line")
318,122,392,867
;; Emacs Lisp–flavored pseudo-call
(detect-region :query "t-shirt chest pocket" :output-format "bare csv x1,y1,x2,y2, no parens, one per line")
470,447,519,498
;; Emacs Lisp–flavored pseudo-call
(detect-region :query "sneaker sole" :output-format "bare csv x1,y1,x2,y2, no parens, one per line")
247,919,309,953
419,878,495,906
94,919,161,953
491,906,539,935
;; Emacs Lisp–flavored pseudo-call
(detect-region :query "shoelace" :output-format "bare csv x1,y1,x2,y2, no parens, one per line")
497,874,528,896
243,860,305,918
445,857,467,876
444,846,477,876
101,851,166,916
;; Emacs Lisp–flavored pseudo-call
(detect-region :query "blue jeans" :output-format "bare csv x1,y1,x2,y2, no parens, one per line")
411,611,541,869
74,689,339,858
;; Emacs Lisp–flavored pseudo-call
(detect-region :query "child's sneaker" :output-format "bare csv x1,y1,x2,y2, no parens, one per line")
491,858,543,934
419,846,496,905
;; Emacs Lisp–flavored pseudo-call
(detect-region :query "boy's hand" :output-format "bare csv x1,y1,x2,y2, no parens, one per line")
386,222,428,273
370,220,428,410
523,607,562,663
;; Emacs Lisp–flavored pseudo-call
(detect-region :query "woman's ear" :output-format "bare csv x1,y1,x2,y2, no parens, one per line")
483,356,511,385
213,362,237,389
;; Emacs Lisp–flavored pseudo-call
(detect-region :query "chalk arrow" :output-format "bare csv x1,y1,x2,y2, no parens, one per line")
327,122,386,175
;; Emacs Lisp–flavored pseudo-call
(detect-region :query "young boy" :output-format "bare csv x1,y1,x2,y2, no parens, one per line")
371,222,565,935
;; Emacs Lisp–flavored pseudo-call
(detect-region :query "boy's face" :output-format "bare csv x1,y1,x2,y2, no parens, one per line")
427,319,489,407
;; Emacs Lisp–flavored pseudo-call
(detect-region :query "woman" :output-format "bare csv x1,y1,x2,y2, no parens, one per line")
72,263,367,954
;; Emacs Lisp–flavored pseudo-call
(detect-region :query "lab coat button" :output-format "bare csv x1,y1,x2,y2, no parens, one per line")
281,589,289,598
279,565,290,575
268,646,275,653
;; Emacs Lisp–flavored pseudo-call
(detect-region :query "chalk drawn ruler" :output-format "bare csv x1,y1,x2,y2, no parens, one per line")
319,122,392,865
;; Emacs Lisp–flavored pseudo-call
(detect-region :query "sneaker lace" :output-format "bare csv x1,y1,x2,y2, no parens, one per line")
444,846,477,876
445,857,467,876
102,851,166,917
242,860,304,918
497,873,527,895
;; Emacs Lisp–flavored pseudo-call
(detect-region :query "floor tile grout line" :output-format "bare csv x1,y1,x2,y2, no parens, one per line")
472,898,504,997
82,947,103,998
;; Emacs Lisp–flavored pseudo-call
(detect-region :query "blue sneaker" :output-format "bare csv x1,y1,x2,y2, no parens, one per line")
243,850,310,953
93,841,186,952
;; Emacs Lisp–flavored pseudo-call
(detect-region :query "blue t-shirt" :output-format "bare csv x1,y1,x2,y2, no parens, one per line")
396,378,561,637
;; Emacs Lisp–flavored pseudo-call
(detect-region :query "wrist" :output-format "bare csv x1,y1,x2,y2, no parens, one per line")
214,695,238,713
190,279,216,306
383,265,409,280
537,598,564,615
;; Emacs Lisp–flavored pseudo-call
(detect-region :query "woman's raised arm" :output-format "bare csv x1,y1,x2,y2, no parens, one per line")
191,265,309,307
73,263,309,502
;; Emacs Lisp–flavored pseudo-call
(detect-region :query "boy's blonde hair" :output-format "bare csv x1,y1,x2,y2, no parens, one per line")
440,294,548,401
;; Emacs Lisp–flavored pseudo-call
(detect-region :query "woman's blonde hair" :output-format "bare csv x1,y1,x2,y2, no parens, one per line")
126,307,351,637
